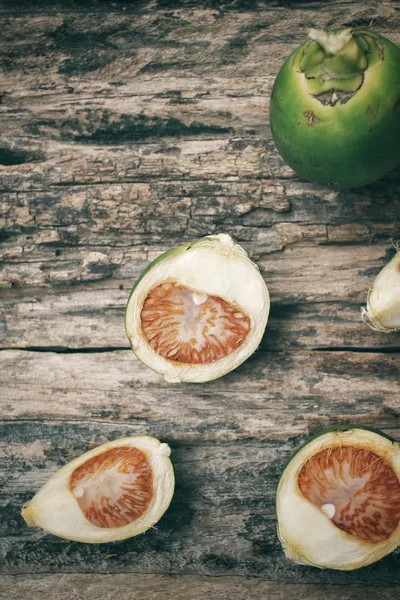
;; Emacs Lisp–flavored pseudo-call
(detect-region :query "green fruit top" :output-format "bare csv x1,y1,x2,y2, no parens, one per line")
294,29,385,103
270,29,400,188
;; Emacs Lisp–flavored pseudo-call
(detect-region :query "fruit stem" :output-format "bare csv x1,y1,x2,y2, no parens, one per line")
308,28,353,55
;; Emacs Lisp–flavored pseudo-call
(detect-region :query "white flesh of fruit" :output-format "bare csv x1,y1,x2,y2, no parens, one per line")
363,250,400,332
277,429,400,570
125,234,270,383
21,436,174,543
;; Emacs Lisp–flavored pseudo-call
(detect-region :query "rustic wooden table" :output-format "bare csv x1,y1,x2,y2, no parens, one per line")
1,1,399,598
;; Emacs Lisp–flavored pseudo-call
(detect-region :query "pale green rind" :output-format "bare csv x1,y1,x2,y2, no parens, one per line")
126,244,189,306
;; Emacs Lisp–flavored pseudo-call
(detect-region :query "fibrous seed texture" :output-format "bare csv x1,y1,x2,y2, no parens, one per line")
70,447,153,528
141,282,250,364
298,446,400,543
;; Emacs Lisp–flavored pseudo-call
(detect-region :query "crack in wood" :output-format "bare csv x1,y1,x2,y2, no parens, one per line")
1,346,400,354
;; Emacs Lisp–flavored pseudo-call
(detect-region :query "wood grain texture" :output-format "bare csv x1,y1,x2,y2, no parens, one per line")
3,574,400,600
1,349,399,437
1,0,400,597
1,423,400,587
3,291,400,351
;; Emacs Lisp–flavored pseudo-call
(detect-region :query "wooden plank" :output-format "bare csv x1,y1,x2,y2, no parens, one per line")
1,349,399,437
0,5,398,99
2,574,399,600
0,5,399,196
1,214,398,290
0,0,394,13
2,180,398,238
2,181,399,257
0,136,399,193
1,423,399,584
2,180,399,288
2,289,400,351
2,243,400,350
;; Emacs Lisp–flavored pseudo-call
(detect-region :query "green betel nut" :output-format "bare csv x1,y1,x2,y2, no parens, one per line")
270,28,400,188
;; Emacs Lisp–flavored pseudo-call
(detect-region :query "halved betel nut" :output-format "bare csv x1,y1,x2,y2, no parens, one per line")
125,233,270,383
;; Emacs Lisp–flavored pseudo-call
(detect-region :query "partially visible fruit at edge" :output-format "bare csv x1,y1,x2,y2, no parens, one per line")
270,28,400,188
277,425,400,570
362,248,400,332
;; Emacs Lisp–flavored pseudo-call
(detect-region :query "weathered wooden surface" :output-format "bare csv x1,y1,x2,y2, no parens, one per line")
1,0,400,598
2,574,400,600
4,574,400,600
2,423,400,587
1,349,400,437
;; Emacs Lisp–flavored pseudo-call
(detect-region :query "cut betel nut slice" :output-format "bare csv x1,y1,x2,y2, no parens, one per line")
21,436,174,543
276,426,400,570
362,248,400,332
125,234,270,383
